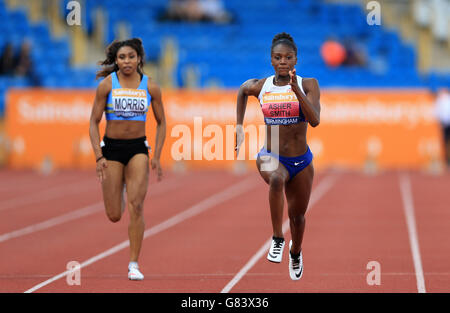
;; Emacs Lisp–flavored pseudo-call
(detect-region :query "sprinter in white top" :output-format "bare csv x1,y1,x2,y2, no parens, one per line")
235,32,321,280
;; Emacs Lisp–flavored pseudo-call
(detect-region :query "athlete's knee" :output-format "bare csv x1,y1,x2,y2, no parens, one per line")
128,199,144,217
106,210,121,223
288,211,305,226
269,173,285,191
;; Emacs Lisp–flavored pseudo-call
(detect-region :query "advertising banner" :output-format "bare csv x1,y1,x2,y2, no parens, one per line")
5,89,442,171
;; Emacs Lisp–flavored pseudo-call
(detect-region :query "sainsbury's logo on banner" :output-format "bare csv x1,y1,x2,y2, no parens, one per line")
16,97,92,124
262,92,296,103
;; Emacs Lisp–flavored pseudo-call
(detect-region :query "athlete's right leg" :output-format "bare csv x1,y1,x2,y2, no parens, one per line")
256,156,289,238
101,160,125,223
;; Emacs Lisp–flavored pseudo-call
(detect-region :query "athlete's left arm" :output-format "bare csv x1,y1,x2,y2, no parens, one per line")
289,69,321,127
148,80,166,180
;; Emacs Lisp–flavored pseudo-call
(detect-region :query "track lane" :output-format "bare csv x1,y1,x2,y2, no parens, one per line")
0,176,186,239
30,172,262,292
408,171,450,292
0,171,180,234
0,171,251,292
228,171,419,292
0,170,91,202
1,169,447,293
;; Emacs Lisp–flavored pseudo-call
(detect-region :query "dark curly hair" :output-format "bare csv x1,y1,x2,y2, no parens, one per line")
96,38,145,79
271,32,297,56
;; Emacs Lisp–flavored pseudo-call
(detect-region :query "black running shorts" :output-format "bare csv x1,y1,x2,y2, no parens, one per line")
101,136,150,165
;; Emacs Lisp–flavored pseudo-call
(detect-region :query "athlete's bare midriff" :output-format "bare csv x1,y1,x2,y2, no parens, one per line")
105,120,146,139
265,122,308,157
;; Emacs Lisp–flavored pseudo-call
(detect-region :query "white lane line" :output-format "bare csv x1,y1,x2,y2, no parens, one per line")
399,173,426,293
0,179,96,211
24,176,257,293
221,173,339,293
0,177,181,243
0,173,78,191
0,202,103,243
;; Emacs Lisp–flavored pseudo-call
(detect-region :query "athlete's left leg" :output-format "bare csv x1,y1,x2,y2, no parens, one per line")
124,153,149,263
284,162,314,255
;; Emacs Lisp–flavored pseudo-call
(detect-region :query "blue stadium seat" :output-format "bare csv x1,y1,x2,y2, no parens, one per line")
0,0,439,90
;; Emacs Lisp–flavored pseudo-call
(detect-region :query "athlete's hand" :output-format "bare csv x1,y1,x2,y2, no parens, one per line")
289,68,300,92
151,158,163,181
235,124,245,158
96,157,108,183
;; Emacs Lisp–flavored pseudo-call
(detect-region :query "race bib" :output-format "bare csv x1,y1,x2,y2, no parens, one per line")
261,92,300,125
112,88,148,118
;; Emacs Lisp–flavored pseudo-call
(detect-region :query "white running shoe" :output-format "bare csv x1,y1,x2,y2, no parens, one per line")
267,236,285,263
289,240,303,280
128,263,144,281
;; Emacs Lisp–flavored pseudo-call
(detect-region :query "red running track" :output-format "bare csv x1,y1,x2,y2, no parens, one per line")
0,168,449,293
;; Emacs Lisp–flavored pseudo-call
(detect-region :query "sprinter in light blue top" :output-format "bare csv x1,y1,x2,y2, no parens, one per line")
105,71,151,121
89,38,166,283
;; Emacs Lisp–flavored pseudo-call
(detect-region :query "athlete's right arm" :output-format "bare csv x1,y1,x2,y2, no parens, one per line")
235,78,264,157
89,76,111,182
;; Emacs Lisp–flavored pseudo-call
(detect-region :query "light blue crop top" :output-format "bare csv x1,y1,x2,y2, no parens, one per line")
105,71,151,121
